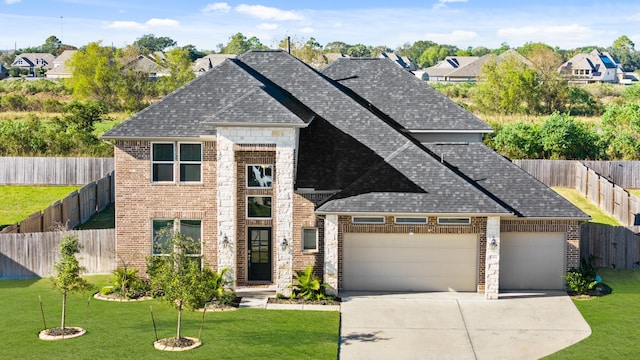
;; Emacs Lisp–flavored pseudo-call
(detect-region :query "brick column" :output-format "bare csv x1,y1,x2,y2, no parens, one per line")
323,214,339,295
484,216,501,300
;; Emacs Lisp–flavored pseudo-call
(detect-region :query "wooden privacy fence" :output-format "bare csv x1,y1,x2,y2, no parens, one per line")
512,160,577,187
0,171,114,234
575,163,640,227
582,161,640,189
580,223,640,269
0,229,116,278
0,157,114,185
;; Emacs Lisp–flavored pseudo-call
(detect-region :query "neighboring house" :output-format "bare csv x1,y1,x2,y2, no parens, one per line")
192,54,236,76
124,54,170,78
378,51,416,71
558,49,619,84
10,52,55,76
45,49,77,79
423,50,530,83
102,50,588,300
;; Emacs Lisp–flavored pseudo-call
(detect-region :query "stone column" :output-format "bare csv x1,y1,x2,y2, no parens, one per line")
324,214,339,295
484,216,501,300
216,130,236,288
275,144,294,296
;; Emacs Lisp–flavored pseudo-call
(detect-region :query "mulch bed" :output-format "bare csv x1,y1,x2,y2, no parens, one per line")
46,327,82,336
267,297,341,306
198,297,242,312
93,291,152,302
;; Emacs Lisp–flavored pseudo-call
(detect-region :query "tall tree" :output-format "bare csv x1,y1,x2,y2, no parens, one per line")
610,35,637,71
52,233,90,331
324,41,350,54
475,54,539,114
133,34,177,53
66,42,120,108
42,35,62,55
526,46,568,113
221,32,266,54
160,47,196,92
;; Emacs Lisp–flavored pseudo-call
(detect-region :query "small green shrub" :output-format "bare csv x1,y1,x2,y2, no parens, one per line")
110,267,149,299
564,270,598,294
100,286,114,295
564,255,599,294
289,266,328,301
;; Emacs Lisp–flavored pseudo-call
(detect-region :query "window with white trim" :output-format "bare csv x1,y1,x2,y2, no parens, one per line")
179,143,202,182
152,143,174,182
247,164,273,188
302,227,318,252
394,217,428,224
437,217,471,225
247,196,272,219
152,219,174,255
151,219,202,259
352,216,385,224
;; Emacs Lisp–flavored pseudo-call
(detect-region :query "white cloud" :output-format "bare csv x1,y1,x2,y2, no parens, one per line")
106,18,180,31
258,23,278,30
433,0,468,10
497,24,592,39
235,4,304,21
4,0,22,4
626,13,640,22
202,2,231,13
300,27,314,34
424,30,478,43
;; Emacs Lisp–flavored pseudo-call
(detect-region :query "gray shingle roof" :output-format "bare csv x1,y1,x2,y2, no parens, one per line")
424,143,590,219
321,57,492,132
102,58,308,139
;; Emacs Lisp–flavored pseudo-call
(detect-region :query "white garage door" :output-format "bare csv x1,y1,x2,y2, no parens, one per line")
343,233,478,292
500,232,566,290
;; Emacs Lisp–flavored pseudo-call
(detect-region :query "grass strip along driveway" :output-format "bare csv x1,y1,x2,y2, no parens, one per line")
546,269,640,359
0,276,339,359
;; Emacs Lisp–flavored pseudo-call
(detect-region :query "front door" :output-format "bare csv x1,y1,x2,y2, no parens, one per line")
248,227,272,281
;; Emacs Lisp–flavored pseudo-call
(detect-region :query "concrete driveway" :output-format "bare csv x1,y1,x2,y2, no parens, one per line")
339,291,591,360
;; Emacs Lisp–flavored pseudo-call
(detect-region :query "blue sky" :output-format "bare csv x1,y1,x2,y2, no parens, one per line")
2,0,639,52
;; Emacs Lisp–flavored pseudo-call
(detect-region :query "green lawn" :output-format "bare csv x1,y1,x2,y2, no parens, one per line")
0,276,340,359
546,269,640,359
552,187,621,226
76,203,115,229
0,185,79,228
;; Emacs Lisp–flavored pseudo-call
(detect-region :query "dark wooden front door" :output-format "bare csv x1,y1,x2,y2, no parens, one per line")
248,227,272,281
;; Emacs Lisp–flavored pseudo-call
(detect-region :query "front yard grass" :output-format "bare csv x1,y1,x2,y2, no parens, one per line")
546,269,640,359
0,185,79,228
552,187,621,226
0,276,340,359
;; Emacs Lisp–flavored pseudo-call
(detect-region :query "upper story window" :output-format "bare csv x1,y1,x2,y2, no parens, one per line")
152,142,203,183
179,143,202,182
247,165,273,188
247,196,272,219
152,143,174,182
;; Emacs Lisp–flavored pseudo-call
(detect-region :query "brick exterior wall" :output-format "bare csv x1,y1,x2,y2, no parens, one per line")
235,149,276,286
113,140,217,273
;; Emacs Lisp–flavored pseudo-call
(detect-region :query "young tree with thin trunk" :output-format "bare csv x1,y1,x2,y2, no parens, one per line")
52,233,90,330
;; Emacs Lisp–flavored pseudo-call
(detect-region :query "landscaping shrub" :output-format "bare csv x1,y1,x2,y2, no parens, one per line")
289,266,328,301
110,267,149,299
564,256,599,295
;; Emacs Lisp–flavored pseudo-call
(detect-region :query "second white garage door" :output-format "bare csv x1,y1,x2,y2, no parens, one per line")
500,232,566,290
343,233,478,292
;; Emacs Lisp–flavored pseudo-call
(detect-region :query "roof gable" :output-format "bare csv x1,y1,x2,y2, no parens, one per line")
321,57,492,132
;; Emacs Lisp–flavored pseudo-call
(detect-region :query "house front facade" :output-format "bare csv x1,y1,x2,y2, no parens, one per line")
102,51,588,300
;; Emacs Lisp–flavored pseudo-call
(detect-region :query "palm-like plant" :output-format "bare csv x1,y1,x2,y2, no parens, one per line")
289,266,327,301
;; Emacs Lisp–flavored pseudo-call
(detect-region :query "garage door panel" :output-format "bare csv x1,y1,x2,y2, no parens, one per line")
500,232,565,290
343,233,478,292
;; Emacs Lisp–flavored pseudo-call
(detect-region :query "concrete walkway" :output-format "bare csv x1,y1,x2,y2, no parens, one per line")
236,286,275,308
339,291,591,360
